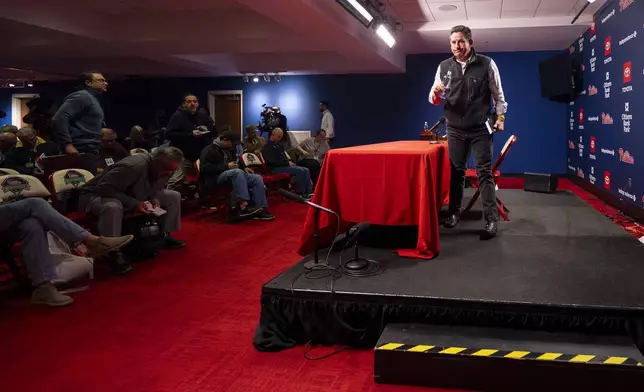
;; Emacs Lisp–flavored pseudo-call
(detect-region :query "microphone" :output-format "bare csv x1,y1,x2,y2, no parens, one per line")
277,188,335,214
345,222,370,245
428,116,446,134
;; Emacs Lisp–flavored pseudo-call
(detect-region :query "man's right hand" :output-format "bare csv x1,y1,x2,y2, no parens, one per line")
228,162,239,169
136,202,153,215
64,144,79,155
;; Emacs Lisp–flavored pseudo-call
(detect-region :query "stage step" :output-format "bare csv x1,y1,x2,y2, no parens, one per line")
374,323,644,391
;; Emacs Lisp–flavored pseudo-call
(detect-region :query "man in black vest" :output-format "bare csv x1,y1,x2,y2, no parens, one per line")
429,25,507,240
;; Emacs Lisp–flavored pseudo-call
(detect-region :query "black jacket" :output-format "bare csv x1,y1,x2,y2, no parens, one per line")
439,49,493,131
199,142,244,189
261,140,291,170
4,142,59,174
166,107,214,161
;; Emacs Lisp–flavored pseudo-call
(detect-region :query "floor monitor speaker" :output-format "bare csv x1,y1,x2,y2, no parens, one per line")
524,173,558,193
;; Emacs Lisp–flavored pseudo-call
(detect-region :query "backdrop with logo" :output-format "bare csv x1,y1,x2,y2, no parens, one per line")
567,0,642,207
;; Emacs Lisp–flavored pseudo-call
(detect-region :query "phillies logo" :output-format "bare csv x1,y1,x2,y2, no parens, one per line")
604,171,611,189
590,19,596,35
579,108,584,123
620,0,633,11
605,36,611,56
623,61,632,83
590,136,596,153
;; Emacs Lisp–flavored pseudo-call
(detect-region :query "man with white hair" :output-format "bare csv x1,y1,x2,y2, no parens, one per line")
4,127,58,174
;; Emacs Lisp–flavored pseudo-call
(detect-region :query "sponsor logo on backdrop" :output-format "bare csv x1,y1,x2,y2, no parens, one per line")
602,113,613,124
601,148,615,156
577,167,585,178
620,0,633,11
579,108,584,123
588,85,598,95
601,9,615,24
578,37,584,52
619,148,635,164
604,171,611,189
590,17,596,41
590,136,596,160
588,115,599,122
619,185,636,202
570,110,575,131
590,48,597,72
604,72,612,98
623,61,633,92
569,140,575,149
578,136,584,157
589,166,596,184
569,45,575,54
619,30,637,46
604,36,613,64
568,164,576,171
622,102,632,132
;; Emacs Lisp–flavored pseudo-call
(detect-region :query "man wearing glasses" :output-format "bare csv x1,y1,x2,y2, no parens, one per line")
53,71,109,173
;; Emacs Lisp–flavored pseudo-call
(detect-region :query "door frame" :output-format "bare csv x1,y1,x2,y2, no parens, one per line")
207,90,243,137
11,93,39,127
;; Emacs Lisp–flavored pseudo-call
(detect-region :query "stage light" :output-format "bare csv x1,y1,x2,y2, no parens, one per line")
253,75,259,83
275,73,281,82
336,0,375,27
263,73,271,82
27,83,34,87
376,23,396,48
8,83,15,87
242,75,249,83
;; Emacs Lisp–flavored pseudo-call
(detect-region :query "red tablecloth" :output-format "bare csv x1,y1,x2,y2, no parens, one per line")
297,141,450,259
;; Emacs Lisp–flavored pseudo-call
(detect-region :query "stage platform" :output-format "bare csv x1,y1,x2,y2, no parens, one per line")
253,189,644,352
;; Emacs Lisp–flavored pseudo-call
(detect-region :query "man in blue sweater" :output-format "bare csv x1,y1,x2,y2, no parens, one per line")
52,71,108,173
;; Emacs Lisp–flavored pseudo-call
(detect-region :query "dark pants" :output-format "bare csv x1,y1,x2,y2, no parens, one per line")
297,158,321,185
76,147,100,175
447,127,498,221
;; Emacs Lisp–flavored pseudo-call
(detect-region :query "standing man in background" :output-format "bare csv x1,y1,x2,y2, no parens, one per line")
166,93,214,192
319,101,335,146
52,71,108,173
429,25,507,240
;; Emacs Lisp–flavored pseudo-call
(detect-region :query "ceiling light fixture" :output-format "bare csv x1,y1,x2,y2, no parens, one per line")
263,73,271,82
242,75,249,83
27,83,34,87
336,0,375,27
375,24,396,48
437,5,458,11
570,0,594,24
275,73,281,82
252,75,259,83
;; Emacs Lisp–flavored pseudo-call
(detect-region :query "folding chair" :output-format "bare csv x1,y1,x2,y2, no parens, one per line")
462,134,517,221
49,168,94,224
0,168,19,176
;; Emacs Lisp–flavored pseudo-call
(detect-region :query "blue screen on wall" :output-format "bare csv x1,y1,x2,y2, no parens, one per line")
567,0,642,207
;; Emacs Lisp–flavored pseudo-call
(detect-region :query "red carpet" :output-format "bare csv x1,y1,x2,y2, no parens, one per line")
0,178,638,392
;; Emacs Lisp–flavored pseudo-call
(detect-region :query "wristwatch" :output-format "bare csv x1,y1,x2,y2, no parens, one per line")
498,114,506,121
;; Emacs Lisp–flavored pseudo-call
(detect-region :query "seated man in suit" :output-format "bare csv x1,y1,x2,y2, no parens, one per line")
261,128,313,199
200,131,274,221
4,127,58,174
81,147,186,274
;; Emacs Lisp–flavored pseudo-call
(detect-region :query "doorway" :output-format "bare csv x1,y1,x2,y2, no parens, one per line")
12,93,39,128
208,90,243,138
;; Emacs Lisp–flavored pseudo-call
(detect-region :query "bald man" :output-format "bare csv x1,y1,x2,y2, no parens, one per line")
261,128,313,198
0,132,17,166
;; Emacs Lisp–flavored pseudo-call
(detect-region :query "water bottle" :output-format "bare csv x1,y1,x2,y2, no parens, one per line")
423,121,429,132
439,71,452,99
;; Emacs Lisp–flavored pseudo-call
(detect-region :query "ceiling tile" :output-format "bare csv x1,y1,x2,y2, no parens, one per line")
427,1,467,21
391,2,436,22
501,9,536,18
465,0,502,19
501,0,540,12
536,0,579,12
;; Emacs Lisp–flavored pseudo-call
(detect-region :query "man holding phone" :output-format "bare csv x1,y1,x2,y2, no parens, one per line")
429,25,507,240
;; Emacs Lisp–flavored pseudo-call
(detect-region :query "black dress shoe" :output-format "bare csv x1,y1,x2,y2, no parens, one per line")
165,233,186,249
443,214,460,229
107,252,133,275
480,221,498,240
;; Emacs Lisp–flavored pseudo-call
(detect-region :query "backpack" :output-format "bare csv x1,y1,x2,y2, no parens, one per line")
120,215,166,261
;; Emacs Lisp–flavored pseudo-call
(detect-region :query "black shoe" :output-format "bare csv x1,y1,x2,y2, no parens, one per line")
165,233,186,249
480,221,498,240
443,214,460,229
254,210,275,221
107,252,132,275
239,206,263,218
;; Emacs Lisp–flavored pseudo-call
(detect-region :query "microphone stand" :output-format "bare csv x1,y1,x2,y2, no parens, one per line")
305,207,327,269
344,239,377,271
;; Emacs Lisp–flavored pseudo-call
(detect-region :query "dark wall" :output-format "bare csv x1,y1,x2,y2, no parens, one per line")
0,50,565,174
567,0,642,207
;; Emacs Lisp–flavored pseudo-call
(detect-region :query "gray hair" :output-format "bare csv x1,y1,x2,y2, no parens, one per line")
17,126,36,139
151,146,184,163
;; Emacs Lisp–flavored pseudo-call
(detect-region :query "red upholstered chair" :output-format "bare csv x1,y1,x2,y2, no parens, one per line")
462,134,517,221
256,153,292,191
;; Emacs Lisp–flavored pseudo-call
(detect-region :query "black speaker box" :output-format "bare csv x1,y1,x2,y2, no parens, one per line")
524,173,558,193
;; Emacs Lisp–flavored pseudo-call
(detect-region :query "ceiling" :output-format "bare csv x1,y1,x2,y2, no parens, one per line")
0,0,602,80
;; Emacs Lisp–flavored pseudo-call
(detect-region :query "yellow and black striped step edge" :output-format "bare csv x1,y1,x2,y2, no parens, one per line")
376,343,643,367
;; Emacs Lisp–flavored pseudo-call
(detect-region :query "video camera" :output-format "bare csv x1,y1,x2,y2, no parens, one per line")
258,104,287,136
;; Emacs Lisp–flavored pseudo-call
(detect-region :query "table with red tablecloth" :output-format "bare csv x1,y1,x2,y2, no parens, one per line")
297,141,450,259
